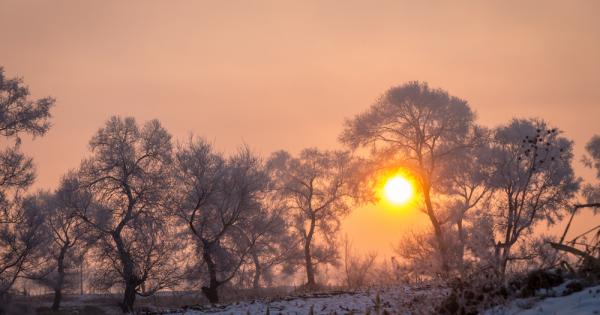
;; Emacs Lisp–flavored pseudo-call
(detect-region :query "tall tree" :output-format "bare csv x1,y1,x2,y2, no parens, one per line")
486,119,579,275
340,81,479,273
0,67,53,301
267,148,356,288
75,117,180,313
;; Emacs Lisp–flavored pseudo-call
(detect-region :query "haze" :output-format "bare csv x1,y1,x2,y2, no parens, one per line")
1,0,599,256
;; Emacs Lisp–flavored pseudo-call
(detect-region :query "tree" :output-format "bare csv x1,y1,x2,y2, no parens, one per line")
0,67,54,301
486,119,579,275
23,182,92,311
340,81,479,274
266,148,356,288
548,135,600,271
244,209,299,289
75,117,180,313
582,135,600,210
172,138,270,303
438,141,493,276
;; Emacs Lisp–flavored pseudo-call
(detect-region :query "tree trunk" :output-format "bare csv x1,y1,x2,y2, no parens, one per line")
201,241,221,304
457,218,465,278
121,280,137,314
113,232,139,313
422,185,449,274
51,288,62,312
252,251,261,289
51,245,68,311
499,245,511,276
304,216,317,288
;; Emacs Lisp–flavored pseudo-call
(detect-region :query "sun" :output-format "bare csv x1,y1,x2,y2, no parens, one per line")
383,175,414,205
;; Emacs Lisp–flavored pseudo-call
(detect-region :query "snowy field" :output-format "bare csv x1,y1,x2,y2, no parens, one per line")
169,285,448,315
166,283,600,315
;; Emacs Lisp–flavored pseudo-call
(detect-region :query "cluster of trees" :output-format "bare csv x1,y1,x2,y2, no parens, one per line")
0,68,363,313
342,82,597,282
1,68,598,314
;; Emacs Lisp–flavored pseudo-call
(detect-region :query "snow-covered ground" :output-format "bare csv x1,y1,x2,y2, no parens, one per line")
485,283,600,315
167,282,600,315
169,284,448,314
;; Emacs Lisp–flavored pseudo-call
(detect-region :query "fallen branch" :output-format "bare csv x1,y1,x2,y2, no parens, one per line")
547,242,599,265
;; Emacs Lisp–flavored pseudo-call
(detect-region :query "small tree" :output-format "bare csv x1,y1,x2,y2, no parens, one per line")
25,180,92,311
486,119,579,275
267,148,356,288
342,235,377,288
340,81,480,274
75,117,180,312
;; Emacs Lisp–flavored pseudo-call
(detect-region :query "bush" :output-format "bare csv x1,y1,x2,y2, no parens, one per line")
437,270,507,315
519,269,564,298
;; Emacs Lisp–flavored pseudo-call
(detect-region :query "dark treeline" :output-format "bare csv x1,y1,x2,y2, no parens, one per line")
1,68,599,314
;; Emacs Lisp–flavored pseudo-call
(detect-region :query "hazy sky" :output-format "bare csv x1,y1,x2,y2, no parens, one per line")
1,0,599,255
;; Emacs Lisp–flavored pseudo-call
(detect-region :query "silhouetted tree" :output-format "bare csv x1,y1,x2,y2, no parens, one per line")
0,67,53,301
25,176,95,311
172,138,270,303
74,117,181,313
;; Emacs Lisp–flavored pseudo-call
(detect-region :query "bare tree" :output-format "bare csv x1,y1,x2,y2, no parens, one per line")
340,81,480,274
485,119,579,275
267,148,356,289
172,138,270,303
0,67,53,301
74,117,180,313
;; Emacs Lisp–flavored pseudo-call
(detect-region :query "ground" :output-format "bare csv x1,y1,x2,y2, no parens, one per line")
5,281,600,314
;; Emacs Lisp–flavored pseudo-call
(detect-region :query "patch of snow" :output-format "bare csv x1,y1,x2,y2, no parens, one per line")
485,284,600,315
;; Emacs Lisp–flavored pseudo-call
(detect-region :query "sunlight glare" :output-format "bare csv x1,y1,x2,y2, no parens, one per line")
383,175,413,205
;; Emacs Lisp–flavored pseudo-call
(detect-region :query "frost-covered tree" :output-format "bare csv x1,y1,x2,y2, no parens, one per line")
0,67,53,299
267,149,356,288
485,119,579,275
581,135,600,209
75,117,181,312
438,140,493,275
340,81,479,274
172,138,271,303
23,180,92,311
244,209,300,289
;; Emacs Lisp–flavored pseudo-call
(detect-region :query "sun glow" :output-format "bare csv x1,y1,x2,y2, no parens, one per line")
383,175,414,205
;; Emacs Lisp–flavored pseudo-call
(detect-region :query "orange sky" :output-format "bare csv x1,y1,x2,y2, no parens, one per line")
1,1,599,256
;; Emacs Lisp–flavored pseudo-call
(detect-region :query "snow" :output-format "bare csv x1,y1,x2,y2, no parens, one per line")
168,284,448,314
485,284,600,315
164,282,600,315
